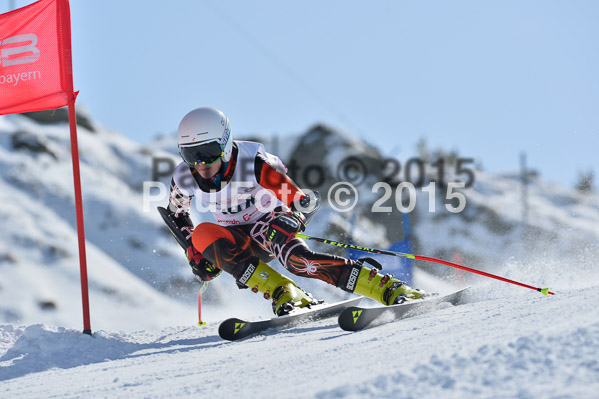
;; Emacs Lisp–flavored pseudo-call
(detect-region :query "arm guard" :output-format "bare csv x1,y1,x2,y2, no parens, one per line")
157,206,193,249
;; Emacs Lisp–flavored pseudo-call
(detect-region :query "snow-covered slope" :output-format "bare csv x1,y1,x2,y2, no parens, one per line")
1,111,599,397
1,283,598,398
2,111,599,330
0,112,196,331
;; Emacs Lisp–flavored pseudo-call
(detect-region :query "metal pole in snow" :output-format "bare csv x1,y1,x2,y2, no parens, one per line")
198,282,208,326
68,102,92,335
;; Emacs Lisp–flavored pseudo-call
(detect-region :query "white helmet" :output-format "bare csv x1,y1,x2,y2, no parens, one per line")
177,107,233,165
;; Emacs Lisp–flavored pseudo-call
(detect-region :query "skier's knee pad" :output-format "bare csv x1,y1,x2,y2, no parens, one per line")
192,222,235,253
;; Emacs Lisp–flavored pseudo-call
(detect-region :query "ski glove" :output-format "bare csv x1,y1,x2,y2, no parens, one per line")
186,245,221,282
265,211,306,246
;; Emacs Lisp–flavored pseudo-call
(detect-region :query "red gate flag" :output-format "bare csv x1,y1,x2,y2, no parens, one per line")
0,0,76,115
1,0,92,335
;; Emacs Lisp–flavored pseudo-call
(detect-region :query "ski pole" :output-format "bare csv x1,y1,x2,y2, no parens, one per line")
198,281,209,326
296,233,554,296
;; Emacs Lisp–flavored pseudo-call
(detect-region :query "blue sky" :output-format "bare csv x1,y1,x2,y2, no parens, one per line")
4,0,598,187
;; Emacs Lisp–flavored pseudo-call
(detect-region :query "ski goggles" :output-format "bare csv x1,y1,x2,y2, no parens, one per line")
179,140,224,166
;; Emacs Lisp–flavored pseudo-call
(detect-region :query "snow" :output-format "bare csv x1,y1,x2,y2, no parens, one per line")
1,284,598,398
2,111,599,397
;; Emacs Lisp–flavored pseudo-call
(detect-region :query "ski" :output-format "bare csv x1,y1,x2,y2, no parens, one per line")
218,296,363,341
338,286,470,332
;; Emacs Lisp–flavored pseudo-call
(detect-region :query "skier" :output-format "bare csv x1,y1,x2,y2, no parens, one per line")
163,107,425,315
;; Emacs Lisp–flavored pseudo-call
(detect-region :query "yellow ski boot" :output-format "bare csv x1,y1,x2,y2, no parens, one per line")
346,260,425,305
239,260,319,316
